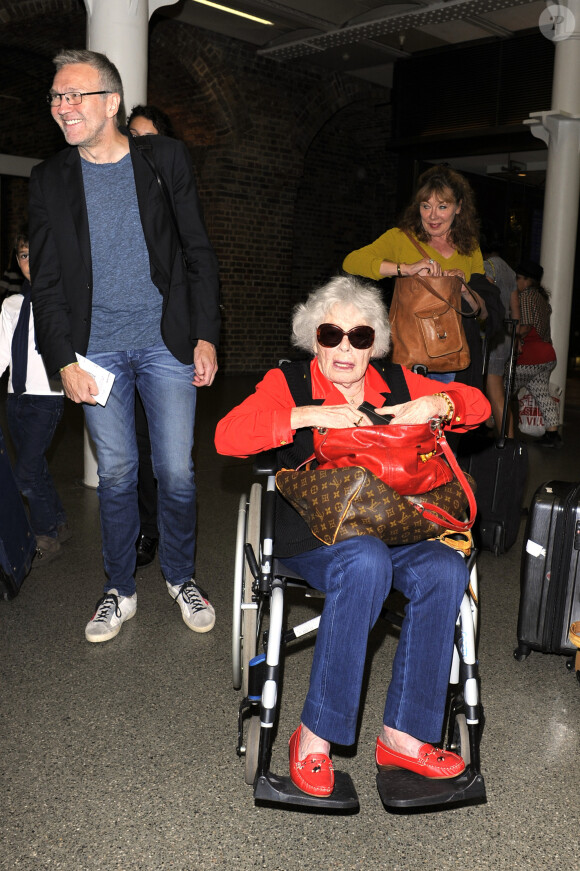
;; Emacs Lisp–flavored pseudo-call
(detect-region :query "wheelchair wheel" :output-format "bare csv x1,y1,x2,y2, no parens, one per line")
443,690,473,766
244,713,261,785
449,712,471,766
242,483,261,695
232,483,261,694
232,494,247,689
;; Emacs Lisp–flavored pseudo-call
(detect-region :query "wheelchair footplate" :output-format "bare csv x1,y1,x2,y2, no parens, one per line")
254,770,359,811
377,766,486,810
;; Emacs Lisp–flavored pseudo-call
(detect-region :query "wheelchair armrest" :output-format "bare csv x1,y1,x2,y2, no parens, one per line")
253,450,279,477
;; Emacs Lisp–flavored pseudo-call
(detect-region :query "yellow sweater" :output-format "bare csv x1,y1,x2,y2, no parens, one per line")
343,227,484,282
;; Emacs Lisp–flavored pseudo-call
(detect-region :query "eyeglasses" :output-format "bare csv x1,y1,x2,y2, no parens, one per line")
46,91,112,107
316,323,375,350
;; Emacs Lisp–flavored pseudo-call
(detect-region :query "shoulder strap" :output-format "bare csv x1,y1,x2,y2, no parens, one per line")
280,359,324,407
370,359,412,405
402,229,430,260
133,137,188,268
277,359,321,470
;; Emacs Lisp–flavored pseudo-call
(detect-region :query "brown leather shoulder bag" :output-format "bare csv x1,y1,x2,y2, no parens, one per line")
389,233,480,373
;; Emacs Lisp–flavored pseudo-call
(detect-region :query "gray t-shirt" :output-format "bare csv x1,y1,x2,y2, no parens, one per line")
81,153,162,355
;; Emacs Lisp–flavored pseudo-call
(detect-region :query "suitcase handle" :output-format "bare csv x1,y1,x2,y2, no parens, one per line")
498,318,519,449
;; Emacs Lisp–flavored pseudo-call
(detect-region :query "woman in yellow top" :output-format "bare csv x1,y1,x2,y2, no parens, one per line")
343,165,504,388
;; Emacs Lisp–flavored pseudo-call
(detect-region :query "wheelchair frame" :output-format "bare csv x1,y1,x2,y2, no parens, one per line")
233,466,486,811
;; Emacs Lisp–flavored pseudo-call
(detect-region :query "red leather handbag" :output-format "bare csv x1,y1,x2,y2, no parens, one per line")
314,419,455,495
312,420,476,531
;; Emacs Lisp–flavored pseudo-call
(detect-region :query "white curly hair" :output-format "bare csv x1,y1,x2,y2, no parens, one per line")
291,274,391,358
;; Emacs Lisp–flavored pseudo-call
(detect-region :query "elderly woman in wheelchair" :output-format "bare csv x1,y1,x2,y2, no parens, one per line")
215,275,490,802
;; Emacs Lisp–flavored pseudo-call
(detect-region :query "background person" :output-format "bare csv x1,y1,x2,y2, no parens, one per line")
127,104,176,139
29,50,221,642
482,241,520,437
0,231,69,566
343,165,504,389
512,260,561,448
216,275,490,798
0,247,24,308
126,104,178,568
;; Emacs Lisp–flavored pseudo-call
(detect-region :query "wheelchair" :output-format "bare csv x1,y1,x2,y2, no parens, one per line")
232,455,487,812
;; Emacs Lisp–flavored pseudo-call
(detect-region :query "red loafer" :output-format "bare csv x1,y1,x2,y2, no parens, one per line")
289,725,335,796
375,736,465,779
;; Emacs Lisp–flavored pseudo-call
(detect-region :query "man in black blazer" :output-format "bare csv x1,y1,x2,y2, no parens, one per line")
29,49,221,643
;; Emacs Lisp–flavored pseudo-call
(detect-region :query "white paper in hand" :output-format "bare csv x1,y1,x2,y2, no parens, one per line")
75,353,115,406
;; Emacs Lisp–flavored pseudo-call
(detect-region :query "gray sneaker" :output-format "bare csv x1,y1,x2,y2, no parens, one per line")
166,580,215,633
85,589,137,643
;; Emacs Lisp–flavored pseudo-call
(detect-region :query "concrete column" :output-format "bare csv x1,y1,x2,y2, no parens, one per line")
80,0,179,486
83,0,178,115
526,0,580,419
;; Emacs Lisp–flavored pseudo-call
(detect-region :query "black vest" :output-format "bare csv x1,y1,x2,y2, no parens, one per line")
273,359,411,558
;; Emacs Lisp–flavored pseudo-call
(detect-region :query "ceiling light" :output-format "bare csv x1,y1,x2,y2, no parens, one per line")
189,0,273,25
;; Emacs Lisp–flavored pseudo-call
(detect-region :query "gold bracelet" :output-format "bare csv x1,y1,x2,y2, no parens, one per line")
396,263,402,277
433,392,454,423
59,361,79,372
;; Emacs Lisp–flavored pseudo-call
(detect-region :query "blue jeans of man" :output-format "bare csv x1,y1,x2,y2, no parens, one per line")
283,536,468,746
83,343,196,596
6,393,66,538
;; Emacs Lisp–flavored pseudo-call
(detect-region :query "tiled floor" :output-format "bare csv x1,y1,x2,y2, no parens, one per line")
1,374,579,871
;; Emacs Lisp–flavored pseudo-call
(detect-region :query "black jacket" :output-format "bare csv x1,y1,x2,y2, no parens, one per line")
28,131,220,376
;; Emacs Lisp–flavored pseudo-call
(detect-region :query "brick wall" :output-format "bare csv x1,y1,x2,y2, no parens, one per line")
0,5,393,373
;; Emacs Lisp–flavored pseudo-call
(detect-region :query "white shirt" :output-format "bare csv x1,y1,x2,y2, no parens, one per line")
0,293,63,396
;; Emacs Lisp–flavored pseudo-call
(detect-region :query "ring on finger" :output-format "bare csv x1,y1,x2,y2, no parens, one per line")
355,416,363,426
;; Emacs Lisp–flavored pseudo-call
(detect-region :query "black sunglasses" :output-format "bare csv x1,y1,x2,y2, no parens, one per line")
316,323,375,350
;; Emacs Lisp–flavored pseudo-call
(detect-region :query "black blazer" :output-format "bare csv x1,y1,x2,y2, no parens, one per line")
28,132,220,376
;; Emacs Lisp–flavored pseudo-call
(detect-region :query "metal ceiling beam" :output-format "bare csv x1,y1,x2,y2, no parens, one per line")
258,0,533,59
229,0,336,30
465,13,514,37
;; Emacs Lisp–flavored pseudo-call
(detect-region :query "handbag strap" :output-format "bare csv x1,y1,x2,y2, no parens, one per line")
133,137,189,269
401,230,480,320
411,275,480,320
402,230,431,261
412,429,477,532
368,359,411,406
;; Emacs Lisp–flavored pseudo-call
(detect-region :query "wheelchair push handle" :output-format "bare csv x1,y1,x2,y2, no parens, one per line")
244,542,260,581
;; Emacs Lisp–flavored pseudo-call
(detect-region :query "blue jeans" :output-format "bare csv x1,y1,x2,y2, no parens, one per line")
83,343,196,596
426,371,456,383
6,394,66,537
283,537,468,746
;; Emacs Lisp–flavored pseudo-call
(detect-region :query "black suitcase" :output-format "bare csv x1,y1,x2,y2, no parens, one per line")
459,319,528,555
0,425,36,600
515,480,580,660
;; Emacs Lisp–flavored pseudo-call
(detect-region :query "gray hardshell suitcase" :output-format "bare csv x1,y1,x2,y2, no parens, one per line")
515,480,580,660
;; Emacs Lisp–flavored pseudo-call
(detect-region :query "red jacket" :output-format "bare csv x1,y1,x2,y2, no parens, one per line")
215,358,490,457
